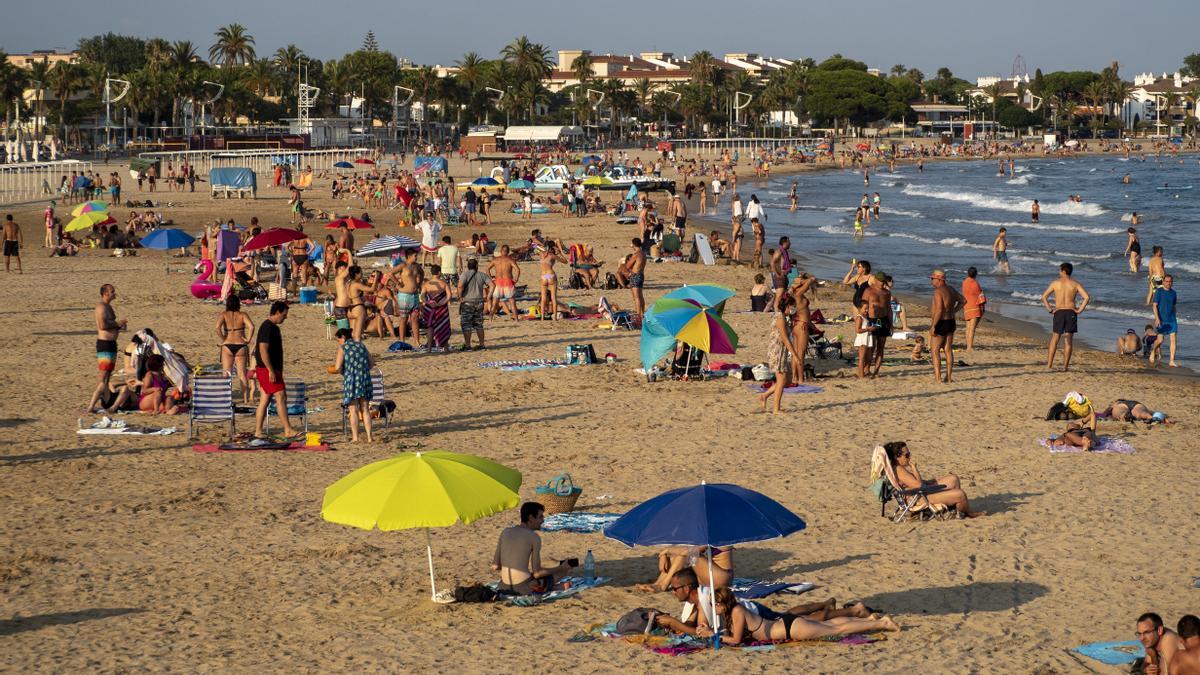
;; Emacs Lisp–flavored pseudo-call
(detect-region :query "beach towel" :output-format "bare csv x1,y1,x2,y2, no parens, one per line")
487,576,611,606
584,621,884,655
478,359,572,371
1071,640,1144,665
1039,436,1136,454
192,442,333,453
542,512,621,534
730,578,816,600
387,341,415,352
746,383,824,395
78,426,178,436
423,291,451,350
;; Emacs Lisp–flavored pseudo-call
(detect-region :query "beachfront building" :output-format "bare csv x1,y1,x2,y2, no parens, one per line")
5,50,80,70
1121,72,1199,136
909,100,970,137
966,74,1040,110
543,50,797,93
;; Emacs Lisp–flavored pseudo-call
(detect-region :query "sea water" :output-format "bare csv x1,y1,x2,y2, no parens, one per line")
739,154,1199,365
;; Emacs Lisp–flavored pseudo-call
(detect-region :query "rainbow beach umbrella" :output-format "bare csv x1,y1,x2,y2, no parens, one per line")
71,201,109,217
640,297,738,370
65,211,116,232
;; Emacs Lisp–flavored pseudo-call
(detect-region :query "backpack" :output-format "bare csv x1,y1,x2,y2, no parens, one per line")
615,607,662,635
568,272,585,290
604,272,619,290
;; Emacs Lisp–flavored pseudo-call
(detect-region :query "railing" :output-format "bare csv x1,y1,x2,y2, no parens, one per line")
0,159,95,206
137,148,375,177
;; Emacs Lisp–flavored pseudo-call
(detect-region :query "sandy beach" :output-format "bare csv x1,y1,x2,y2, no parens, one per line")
2,154,1198,672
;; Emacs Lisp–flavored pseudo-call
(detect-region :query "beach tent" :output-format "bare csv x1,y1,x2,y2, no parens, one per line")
414,156,448,173
210,167,257,199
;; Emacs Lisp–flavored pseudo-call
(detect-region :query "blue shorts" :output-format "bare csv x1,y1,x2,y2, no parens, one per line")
465,203,476,214
1157,321,1177,335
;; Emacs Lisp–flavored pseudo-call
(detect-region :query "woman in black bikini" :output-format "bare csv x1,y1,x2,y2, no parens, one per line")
215,295,255,404
346,265,374,340
712,587,899,645
842,259,872,316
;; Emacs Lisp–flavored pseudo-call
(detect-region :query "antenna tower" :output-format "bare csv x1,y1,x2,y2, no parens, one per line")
1011,54,1028,80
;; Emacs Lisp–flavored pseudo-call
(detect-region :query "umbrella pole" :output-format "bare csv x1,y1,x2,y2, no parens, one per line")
708,545,720,651
426,528,437,600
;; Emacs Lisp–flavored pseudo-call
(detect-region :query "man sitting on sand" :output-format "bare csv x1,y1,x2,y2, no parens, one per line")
491,502,579,595
653,568,898,639
1137,611,1183,675
1173,615,1200,675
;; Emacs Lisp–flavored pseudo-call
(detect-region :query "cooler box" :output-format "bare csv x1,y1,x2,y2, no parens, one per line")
298,287,318,304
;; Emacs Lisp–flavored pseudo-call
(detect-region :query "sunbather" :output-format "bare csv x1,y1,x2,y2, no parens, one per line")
1050,421,1100,451
1100,399,1174,424
491,502,579,595
138,354,179,415
883,441,982,517
637,546,734,593
710,586,899,644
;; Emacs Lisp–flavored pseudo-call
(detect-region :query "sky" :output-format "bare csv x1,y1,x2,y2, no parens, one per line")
3,0,1197,80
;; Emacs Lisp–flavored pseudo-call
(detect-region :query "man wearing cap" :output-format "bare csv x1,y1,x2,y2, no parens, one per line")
1040,262,1090,371
929,269,965,383
669,193,687,240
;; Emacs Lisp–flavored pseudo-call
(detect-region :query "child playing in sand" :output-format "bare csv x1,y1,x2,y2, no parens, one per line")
854,304,874,379
910,336,926,362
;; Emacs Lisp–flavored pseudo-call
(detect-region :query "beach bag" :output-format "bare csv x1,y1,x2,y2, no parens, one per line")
567,344,596,365
604,273,619,290
569,272,585,290
534,473,582,514
752,364,773,381
616,608,662,635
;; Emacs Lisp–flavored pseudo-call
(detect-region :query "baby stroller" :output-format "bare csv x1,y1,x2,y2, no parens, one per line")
670,343,707,379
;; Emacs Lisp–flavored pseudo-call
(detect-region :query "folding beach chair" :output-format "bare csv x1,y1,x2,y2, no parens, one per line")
189,373,236,439
597,296,634,330
341,368,391,434
265,379,309,434
444,207,465,225
869,445,950,523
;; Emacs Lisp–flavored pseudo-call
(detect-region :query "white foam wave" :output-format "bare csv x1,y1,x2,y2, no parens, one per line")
1014,166,1030,173
948,217,1123,235
1006,175,1033,186
884,208,922,218
819,225,877,237
903,184,1108,217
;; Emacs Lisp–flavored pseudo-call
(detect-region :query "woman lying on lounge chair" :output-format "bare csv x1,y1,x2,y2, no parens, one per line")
637,545,734,593
884,441,983,518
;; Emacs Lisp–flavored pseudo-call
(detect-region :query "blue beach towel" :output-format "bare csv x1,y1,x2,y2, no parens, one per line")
542,512,621,534
488,576,611,606
731,577,816,599
747,383,824,395
1072,640,1144,665
387,341,414,352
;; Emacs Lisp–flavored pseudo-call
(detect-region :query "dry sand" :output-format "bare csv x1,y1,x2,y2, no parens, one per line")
1,157,1198,672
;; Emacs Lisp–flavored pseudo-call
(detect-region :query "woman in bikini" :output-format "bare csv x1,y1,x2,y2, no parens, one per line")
538,241,568,320
138,354,180,415
1100,399,1173,425
842,259,873,318
884,441,983,517
712,587,898,645
215,295,255,404
637,546,735,593
345,265,374,341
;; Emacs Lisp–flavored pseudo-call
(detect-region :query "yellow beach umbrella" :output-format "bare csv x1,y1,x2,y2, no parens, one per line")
582,176,613,186
65,211,116,232
322,451,522,599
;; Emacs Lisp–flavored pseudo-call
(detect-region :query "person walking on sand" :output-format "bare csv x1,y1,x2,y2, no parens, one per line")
43,201,55,248
759,293,801,414
929,269,965,383
88,284,127,412
1125,227,1141,274
332,328,373,443
962,267,986,354
751,217,765,269
992,227,1011,274
769,237,793,311
3,214,22,273
253,301,299,442
1150,275,1178,367
1040,262,1090,371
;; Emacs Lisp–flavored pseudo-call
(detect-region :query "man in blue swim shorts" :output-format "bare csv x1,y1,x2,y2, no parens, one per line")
1151,274,1178,367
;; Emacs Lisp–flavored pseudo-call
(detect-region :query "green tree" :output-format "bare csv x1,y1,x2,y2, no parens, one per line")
47,61,80,140
454,52,487,124
815,54,868,72
76,33,147,75
570,53,594,85
209,23,256,68
1181,53,1200,78
340,49,400,124
243,59,279,97
362,31,379,52
0,53,29,138
805,68,903,131
500,36,553,119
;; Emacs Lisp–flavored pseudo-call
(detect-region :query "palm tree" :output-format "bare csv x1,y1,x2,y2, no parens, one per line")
412,66,441,138
454,51,486,123
273,45,306,78
570,53,593,86
501,36,553,83
243,58,278,97
689,50,717,86
47,61,79,140
984,82,1004,137
632,78,654,132
145,38,172,70
24,60,51,138
890,64,906,77
0,53,28,139
1083,80,1107,129
209,23,256,68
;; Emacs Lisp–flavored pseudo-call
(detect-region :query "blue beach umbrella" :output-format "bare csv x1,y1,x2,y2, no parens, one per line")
140,228,196,249
334,161,354,169
471,177,501,186
507,179,534,190
604,482,806,647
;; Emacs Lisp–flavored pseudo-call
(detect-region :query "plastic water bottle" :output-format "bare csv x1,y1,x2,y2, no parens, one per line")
583,550,595,583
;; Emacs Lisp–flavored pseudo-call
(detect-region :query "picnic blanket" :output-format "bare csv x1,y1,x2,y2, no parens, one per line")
1039,436,1136,454
746,383,824,395
580,621,885,655
487,576,611,606
478,358,571,371
1071,639,1144,665
192,442,333,453
542,512,621,533
730,577,816,599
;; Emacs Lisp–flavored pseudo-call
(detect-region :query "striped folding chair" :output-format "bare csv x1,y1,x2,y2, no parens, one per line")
342,368,389,434
189,373,235,439
266,379,308,434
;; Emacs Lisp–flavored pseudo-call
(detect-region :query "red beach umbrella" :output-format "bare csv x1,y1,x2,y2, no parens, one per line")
354,158,376,165
243,227,309,252
325,217,374,230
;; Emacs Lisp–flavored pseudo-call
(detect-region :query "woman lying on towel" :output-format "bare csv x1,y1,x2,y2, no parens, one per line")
637,545,734,593
884,442,983,518
711,587,899,644
1098,399,1174,425
1049,420,1100,451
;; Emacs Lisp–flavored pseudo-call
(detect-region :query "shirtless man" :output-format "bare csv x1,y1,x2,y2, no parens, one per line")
1172,615,1200,675
929,269,965,383
491,502,578,595
992,227,1011,274
1040,262,1090,371
89,284,127,412
669,193,687,240
628,238,647,316
3,214,22,273
789,275,817,383
863,272,892,377
769,237,793,311
1146,245,1165,304
337,223,355,264
1138,611,1185,675
1031,199,1040,223
390,251,422,339
486,245,521,319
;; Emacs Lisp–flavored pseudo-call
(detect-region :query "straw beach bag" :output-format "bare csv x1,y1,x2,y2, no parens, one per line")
534,474,582,514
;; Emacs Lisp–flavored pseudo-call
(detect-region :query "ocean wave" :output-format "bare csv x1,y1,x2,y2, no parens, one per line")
948,217,1124,235
819,225,877,236
884,208,922,218
903,184,1108,217
1006,175,1034,185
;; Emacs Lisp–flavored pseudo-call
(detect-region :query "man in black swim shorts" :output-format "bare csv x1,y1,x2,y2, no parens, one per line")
1040,262,1090,371
929,269,964,383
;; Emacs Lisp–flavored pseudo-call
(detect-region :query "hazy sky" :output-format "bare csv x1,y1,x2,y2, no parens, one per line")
3,0,1197,79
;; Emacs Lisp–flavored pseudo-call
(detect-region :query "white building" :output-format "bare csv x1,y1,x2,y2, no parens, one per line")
1121,72,1198,135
